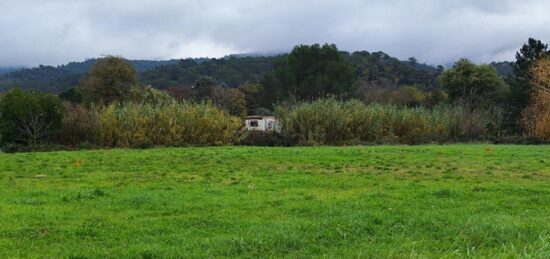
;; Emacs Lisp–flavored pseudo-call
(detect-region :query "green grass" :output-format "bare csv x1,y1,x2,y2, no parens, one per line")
1,145,550,258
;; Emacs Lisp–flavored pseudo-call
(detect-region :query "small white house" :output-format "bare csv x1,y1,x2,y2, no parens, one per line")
245,115,278,131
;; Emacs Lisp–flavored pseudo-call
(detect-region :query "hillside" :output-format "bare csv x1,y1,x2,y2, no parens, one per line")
491,61,514,77
0,59,181,93
0,52,512,94
0,67,23,76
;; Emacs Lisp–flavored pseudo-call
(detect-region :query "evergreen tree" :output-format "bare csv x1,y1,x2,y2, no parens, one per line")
508,38,550,130
273,44,356,100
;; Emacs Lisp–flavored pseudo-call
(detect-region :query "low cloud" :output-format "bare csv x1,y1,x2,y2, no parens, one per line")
1,0,549,66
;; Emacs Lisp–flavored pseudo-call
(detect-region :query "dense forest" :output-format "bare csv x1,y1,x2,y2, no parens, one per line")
0,67,22,76
0,50,512,94
0,59,181,93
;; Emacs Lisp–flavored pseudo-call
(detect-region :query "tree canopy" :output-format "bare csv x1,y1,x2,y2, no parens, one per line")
0,88,63,145
77,56,138,105
271,44,356,101
440,59,506,108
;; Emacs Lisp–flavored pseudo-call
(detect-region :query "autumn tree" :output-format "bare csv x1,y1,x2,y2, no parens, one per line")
77,56,138,105
508,38,550,130
521,58,550,140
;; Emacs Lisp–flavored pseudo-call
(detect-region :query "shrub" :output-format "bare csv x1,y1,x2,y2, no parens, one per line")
127,85,175,106
238,131,287,146
58,102,99,147
0,88,63,146
1,143,68,153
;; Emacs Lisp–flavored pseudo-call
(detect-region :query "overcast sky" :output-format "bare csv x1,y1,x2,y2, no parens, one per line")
1,0,549,67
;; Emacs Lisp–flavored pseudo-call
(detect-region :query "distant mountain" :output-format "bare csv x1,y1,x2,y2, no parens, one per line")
0,51,448,94
0,67,24,75
0,59,180,93
490,61,514,77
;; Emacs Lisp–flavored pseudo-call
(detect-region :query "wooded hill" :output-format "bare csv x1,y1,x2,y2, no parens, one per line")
0,51,511,94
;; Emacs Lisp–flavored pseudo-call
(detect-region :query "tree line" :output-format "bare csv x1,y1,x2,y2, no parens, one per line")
1,38,550,150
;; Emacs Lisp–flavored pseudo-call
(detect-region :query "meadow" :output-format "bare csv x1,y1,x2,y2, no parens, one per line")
0,145,549,258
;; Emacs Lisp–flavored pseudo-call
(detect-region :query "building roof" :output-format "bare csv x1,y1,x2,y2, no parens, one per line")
245,115,275,120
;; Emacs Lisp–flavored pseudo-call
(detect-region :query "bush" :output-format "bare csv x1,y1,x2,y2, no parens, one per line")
276,99,496,145
0,88,63,146
238,130,287,146
1,143,68,153
127,85,175,106
58,102,99,147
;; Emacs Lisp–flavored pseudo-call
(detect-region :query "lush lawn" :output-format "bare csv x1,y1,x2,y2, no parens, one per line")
1,145,550,258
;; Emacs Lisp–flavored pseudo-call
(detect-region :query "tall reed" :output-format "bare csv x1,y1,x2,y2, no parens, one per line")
276,99,494,145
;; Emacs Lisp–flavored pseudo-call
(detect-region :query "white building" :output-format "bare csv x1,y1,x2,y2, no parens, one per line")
245,115,278,131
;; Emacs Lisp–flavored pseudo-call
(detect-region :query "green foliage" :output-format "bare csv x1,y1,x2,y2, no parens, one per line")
272,44,356,100
0,88,63,145
350,51,443,91
439,59,506,108
193,76,219,100
127,85,175,106
491,61,514,77
276,99,495,145
238,82,262,115
77,56,138,105
58,88,83,104
361,85,448,108
224,88,247,117
141,56,276,89
0,59,179,93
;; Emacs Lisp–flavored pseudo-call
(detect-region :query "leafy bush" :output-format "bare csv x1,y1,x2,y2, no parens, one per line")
58,102,99,147
238,131,287,146
1,143,68,153
127,85,175,106
0,88,63,146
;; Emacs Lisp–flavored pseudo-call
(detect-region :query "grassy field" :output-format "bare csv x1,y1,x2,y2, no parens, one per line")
1,145,550,258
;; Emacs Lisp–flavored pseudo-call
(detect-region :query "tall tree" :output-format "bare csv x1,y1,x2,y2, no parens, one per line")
508,38,550,129
272,44,355,100
521,58,550,140
439,59,506,108
238,82,262,115
193,76,219,101
77,56,138,105
0,89,63,145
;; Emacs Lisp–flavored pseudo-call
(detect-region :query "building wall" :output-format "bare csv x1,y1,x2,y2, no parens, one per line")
245,117,277,131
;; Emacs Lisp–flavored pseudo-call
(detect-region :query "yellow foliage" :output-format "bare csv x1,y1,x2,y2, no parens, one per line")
522,58,550,140
95,102,240,148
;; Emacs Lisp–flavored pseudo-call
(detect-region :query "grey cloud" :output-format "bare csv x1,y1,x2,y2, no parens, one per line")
1,0,549,67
